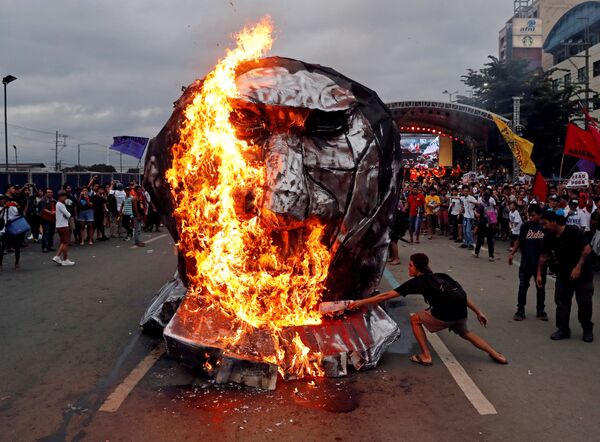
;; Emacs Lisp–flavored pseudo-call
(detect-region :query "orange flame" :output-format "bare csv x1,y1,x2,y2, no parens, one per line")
166,17,328,378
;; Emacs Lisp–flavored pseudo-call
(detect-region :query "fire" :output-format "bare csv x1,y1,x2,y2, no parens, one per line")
166,17,328,378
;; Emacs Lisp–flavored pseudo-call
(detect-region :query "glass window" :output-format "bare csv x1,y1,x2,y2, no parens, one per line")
578,67,587,83
593,60,600,77
552,79,560,90
564,73,572,85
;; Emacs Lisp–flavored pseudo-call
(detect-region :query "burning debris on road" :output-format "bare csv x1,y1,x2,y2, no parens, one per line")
142,17,402,388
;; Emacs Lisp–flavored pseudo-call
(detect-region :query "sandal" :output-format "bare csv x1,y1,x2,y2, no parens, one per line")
409,354,432,366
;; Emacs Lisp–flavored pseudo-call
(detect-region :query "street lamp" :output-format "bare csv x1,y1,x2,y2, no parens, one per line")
13,144,17,168
442,89,459,102
3,74,17,172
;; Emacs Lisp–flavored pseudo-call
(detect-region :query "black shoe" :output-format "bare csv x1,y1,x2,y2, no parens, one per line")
582,330,594,343
513,311,526,321
550,329,571,340
459,244,468,248
468,245,474,250
536,311,549,321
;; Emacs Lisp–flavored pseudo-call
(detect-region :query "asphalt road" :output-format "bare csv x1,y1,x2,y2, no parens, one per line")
1,232,598,441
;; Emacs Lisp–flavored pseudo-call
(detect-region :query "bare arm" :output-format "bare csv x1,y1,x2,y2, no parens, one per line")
508,238,520,265
348,289,400,310
537,254,548,287
466,297,487,327
571,244,592,280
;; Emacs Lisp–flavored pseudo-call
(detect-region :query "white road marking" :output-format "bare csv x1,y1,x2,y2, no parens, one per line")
423,328,497,415
99,346,165,412
383,268,497,416
130,233,168,249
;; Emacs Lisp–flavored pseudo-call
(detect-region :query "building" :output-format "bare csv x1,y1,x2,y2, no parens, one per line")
499,0,587,70
545,2,600,119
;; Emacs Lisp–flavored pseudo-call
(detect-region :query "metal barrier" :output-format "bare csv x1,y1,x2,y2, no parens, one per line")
0,172,143,192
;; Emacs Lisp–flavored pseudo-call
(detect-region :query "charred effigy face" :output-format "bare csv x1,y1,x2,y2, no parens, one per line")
145,57,401,301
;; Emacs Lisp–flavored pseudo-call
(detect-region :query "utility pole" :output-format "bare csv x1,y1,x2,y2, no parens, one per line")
512,96,523,179
119,152,122,172
55,131,58,171
55,131,67,171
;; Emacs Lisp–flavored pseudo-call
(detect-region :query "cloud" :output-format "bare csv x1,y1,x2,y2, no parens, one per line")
0,0,513,167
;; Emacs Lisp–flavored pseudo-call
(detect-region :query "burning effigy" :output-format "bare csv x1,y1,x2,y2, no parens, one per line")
141,17,402,389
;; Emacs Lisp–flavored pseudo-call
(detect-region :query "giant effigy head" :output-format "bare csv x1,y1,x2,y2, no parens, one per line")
143,19,401,383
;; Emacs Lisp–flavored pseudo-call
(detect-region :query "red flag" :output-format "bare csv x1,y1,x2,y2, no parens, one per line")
532,171,547,203
564,123,600,164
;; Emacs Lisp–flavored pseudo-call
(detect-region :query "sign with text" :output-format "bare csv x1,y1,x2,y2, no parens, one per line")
512,18,542,48
566,172,589,188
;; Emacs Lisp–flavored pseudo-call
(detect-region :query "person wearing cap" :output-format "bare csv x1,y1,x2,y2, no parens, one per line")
348,253,507,366
565,199,584,231
538,211,594,342
53,190,75,266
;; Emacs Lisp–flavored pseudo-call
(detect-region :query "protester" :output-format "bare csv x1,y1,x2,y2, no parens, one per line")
77,187,95,245
92,187,109,241
460,186,477,250
473,190,497,261
406,186,425,244
425,187,440,240
388,197,407,265
508,201,523,249
120,188,134,240
0,191,26,269
53,190,75,266
508,204,547,321
132,185,146,247
108,182,126,238
38,188,56,253
348,253,508,366
537,211,594,342
449,187,463,242
26,186,42,243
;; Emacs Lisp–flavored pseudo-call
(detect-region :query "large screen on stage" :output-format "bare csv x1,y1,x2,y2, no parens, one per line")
400,134,439,168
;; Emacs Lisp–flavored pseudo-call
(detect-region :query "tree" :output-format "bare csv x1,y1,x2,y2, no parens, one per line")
458,56,579,177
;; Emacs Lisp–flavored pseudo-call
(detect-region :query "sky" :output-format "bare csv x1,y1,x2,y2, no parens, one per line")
0,0,514,169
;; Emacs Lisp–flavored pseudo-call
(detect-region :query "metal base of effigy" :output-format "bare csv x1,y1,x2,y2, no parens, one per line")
163,298,400,390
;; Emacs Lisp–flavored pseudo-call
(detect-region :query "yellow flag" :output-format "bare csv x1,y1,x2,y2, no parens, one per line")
492,115,536,175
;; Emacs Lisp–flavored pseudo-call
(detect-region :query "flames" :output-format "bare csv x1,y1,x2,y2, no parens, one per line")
166,17,329,378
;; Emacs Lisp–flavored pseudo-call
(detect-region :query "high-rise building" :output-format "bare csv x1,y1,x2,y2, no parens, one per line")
499,0,586,69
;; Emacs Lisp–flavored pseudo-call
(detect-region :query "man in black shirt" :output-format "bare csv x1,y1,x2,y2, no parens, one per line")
538,211,594,342
349,253,507,366
508,204,548,321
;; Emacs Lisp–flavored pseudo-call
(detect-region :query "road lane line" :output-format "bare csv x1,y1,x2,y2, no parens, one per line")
383,268,497,416
99,345,165,412
423,329,497,415
130,233,168,249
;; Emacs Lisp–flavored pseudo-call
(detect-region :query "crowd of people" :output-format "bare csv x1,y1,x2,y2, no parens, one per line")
0,176,161,269
388,174,595,344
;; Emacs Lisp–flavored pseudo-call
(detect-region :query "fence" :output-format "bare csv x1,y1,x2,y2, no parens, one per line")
0,172,143,192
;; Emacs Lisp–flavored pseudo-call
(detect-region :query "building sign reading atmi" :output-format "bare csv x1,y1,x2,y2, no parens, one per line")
512,18,543,48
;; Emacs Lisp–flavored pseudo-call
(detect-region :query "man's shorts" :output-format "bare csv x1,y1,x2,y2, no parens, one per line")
415,310,469,335
56,227,70,244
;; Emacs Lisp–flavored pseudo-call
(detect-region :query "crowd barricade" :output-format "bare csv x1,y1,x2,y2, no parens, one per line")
0,172,143,192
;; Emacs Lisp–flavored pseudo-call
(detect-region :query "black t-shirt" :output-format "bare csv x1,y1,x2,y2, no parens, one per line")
394,273,468,322
91,194,106,216
542,226,593,281
518,221,545,269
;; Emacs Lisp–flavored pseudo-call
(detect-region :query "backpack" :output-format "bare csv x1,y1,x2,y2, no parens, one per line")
426,273,467,305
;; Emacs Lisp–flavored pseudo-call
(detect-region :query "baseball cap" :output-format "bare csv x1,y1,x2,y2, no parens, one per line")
569,199,578,205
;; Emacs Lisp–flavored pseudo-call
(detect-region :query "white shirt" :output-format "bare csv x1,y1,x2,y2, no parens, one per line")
580,207,591,232
461,195,478,219
110,189,127,211
566,209,583,230
55,201,71,228
508,210,522,235
449,196,462,216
